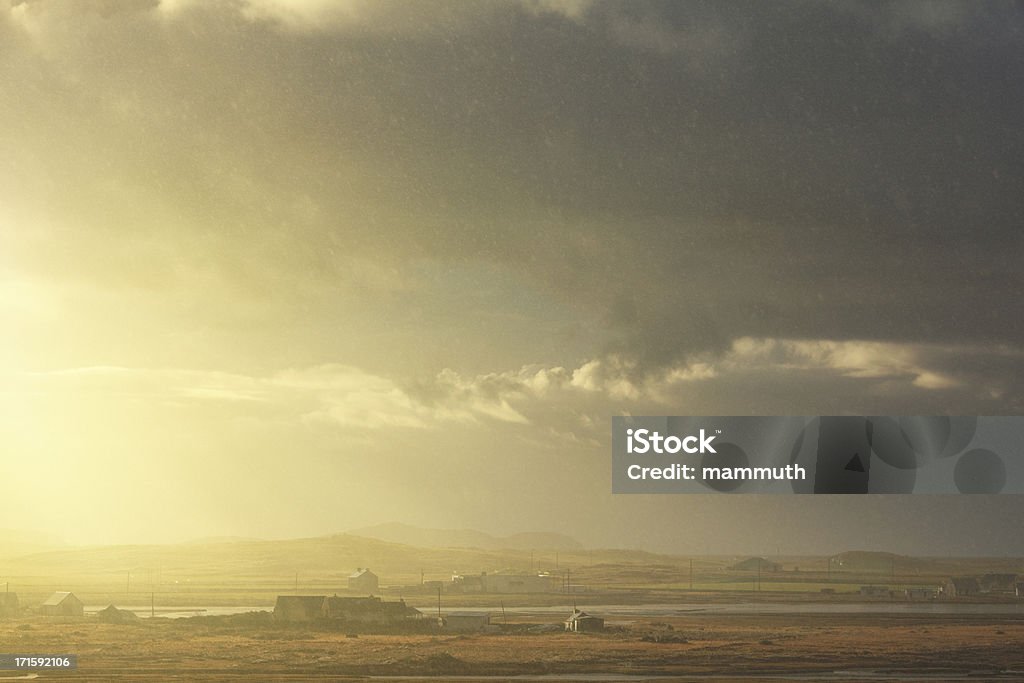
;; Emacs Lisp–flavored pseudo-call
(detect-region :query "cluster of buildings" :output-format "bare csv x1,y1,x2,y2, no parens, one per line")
275,567,417,625
856,574,1024,601
3,566,606,634
0,591,86,617
274,567,605,634
943,574,1024,598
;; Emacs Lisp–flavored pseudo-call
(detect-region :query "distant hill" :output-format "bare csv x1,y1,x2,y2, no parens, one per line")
729,557,781,572
182,536,265,545
828,550,936,574
0,528,65,559
0,532,600,587
347,522,584,552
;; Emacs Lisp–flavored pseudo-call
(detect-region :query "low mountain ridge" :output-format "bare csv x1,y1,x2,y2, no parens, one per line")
347,522,584,551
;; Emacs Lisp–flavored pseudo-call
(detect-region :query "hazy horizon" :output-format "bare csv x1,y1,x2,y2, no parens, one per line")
5,518,1024,560
2,1,1023,555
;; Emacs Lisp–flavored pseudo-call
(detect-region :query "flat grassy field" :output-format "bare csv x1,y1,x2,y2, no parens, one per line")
2,612,1024,681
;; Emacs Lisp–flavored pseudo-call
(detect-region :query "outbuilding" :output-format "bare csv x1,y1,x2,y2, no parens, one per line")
273,595,326,622
41,592,83,617
442,611,490,632
564,608,604,633
348,568,379,594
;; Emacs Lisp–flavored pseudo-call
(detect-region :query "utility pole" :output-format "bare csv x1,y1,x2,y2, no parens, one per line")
689,559,694,591
436,585,442,620
294,573,298,594
127,571,130,595
151,591,155,619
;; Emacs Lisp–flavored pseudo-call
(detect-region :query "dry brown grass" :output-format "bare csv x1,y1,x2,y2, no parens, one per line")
2,612,1023,681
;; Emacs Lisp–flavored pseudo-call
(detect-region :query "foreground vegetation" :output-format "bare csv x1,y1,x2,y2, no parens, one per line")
3,611,1024,681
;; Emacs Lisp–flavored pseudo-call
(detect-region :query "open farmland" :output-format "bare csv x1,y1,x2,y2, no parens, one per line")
3,611,1024,681
3,537,1024,680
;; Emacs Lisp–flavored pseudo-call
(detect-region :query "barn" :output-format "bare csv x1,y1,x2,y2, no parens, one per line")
273,595,326,622
442,611,490,632
348,568,379,594
41,592,84,617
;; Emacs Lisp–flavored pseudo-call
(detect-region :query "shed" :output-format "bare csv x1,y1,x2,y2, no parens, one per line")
348,568,379,594
564,608,604,633
442,611,490,632
273,595,326,622
41,592,83,617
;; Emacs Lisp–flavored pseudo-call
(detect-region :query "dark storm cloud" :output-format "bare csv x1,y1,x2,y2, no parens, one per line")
9,1,1022,344
4,0,1022,383
242,2,1024,358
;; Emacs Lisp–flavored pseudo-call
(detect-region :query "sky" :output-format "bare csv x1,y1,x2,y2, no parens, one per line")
1,0,1023,554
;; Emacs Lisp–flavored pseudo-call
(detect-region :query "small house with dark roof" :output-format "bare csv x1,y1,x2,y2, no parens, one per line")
274,595,326,622
41,592,83,617
348,568,379,594
564,608,604,633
